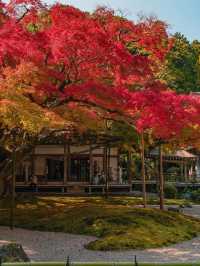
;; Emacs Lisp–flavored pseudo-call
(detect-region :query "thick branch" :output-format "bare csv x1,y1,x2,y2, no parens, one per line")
25,93,137,130
16,7,30,23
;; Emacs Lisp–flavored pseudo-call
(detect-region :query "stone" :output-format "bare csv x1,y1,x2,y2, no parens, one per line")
0,243,30,262
168,206,183,213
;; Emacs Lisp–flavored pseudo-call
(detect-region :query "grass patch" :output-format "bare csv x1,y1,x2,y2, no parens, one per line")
0,196,199,251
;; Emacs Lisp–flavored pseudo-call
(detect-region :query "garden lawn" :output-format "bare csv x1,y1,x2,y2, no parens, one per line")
0,196,200,251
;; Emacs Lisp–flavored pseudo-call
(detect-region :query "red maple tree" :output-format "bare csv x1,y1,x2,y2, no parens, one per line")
1,0,200,211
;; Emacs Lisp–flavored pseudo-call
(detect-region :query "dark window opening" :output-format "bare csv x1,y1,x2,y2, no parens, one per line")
70,157,89,182
47,158,64,181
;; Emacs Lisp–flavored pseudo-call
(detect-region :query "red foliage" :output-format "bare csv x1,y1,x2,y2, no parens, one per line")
0,1,171,84
0,0,199,142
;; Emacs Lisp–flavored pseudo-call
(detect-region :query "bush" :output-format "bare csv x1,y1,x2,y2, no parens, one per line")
164,183,177,199
190,189,200,202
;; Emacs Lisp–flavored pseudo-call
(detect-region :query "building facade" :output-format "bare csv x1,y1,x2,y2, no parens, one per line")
16,144,132,194
15,142,200,194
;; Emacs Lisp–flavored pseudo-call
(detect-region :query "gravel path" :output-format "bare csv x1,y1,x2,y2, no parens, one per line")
0,206,200,263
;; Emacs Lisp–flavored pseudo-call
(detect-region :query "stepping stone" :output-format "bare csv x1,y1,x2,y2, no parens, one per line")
0,243,30,262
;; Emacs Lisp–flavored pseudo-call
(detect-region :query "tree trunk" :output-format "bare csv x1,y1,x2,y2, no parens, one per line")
159,144,164,210
127,150,132,192
89,145,93,194
140,132,147,208
103,147,108,198
64,143,67,185
10,150,16,230
105,147,110,198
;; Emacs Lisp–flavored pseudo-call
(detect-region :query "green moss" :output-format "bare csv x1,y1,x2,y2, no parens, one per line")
0,196,199,251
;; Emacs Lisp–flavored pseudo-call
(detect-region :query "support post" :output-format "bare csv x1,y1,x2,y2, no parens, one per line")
67,144,71,182
103,146,109,198
159,144,164,210
64,144,67,185
117,148,120,184
25,162,29,184
31,147,35,179
140,132,147,208
89,145,93,194
127,150,132,192
184,162,187,181
107,146,110,188
181,162,184,181
10,150,16,230
155,158,159,185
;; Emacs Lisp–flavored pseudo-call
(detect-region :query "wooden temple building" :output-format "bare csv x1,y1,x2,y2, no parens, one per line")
15,132,132,194
147,149,199,185
15,130,200,194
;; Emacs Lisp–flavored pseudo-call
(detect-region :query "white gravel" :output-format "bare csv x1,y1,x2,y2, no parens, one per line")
0,206,200,263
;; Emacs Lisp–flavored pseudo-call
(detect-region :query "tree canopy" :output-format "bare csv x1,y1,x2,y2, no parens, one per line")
0,0,200,152
161,33,200,93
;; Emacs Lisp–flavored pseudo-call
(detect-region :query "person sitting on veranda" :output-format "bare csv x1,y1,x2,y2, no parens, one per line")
99,171,106,184
29,175,38,191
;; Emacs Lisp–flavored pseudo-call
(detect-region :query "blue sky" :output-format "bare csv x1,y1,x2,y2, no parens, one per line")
45,0,200,41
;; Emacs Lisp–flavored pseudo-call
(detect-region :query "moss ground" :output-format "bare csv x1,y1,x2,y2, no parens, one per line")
0,196,199,251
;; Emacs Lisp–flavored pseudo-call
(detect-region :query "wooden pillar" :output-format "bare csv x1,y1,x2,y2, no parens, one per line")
107,147,111,179
10,150,16,230
159,144,164,210
31,147,35,178
64,144,67,185
89,145,93,194
25,163,29,184
89,145,93,184
103,147,107,177
189,163,192,180
107,146,110,193
117,149,120,184
180,162,183,181
127,150,132,192
67,144,71,181
140,132,147,208
180,162,184,181
103,146,108,197
155,158,159,185
193,161,196,180
184,162,187,181
190,163,193,181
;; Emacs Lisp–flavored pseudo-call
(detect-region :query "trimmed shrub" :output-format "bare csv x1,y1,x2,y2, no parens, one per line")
190,189,200,202
164,183,177,199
